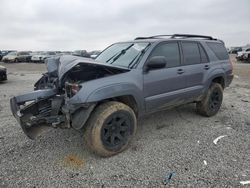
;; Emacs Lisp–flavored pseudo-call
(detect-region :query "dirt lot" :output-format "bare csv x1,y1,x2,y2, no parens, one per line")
0,58,250,187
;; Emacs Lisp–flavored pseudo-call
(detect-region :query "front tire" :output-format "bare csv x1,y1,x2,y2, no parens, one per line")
85,101,137,157
196,83,223,117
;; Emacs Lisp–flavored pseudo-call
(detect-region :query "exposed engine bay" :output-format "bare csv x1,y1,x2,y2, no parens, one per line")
35,56,129,90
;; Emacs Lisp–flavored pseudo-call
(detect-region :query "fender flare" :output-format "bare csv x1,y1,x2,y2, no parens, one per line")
85,83,144,114
204,70,226,91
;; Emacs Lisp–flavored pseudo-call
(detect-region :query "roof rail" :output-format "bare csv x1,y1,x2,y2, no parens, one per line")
134,35,172,40
135,34,217,41
171,34,214,40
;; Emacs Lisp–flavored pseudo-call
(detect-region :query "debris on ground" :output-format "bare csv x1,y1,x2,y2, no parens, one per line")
213,135,227,145
240,180,250,185
203,160,207,166
163,172,176,184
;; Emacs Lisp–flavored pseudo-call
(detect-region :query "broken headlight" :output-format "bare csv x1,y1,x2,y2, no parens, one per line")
65,82,82,98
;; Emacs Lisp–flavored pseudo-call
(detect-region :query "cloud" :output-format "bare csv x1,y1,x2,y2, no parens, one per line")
0,0,249,51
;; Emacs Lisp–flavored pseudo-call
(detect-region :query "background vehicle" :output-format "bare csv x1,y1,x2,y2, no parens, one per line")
31,51,57,63
89,50,101,59
10,34,233,157
72,50,90,58
236,47,250,61
229,47,242,54
16,51,32,62
0,50,15,61
2,51,16,62
60,51,72,55
0,65,7,81
2,51,31,62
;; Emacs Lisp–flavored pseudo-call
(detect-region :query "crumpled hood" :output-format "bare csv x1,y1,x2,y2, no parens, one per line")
46,55,130,80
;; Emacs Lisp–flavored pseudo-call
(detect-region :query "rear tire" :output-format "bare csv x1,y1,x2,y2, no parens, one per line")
196,83,223,117
85,101,137,157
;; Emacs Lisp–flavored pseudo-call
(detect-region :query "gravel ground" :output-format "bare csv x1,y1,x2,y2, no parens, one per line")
0,58,250,188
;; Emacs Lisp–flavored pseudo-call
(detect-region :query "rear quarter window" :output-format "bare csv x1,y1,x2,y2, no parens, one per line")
207,42,229,60
182,42,200,65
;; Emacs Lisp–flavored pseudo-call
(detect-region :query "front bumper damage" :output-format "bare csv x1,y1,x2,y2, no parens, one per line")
10,89,67,139
10,88,96,139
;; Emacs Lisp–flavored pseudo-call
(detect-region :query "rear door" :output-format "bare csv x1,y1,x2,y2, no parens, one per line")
143,41,187,112
180,41,209,99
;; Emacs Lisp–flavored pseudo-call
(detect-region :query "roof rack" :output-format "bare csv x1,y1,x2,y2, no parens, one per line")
135,34,217,41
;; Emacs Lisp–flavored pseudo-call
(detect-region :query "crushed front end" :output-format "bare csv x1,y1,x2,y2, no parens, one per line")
10,55,128,139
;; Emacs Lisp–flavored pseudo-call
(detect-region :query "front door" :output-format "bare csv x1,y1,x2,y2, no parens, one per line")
143,42,187,112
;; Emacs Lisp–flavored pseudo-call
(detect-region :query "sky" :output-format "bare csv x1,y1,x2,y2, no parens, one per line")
0,0,249,51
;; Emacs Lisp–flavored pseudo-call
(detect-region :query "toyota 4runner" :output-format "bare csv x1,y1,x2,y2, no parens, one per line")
10,34,234,157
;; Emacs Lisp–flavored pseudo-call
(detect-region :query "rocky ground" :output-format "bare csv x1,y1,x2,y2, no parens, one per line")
0,58,249,187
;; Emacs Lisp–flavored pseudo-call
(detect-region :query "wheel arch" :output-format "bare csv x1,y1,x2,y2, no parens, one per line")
71,95,139,130
211,76,225,88
205,71,226,91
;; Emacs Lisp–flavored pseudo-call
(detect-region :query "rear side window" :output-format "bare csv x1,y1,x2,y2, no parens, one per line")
207,42,229,60
198,44,209,63
150,42,180,68
182,42,200,65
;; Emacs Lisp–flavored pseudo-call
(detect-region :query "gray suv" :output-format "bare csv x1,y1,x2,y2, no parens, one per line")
10,34,233,157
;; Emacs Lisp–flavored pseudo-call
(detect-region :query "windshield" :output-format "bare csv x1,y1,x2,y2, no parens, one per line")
96,42,150,68
8,52,17,56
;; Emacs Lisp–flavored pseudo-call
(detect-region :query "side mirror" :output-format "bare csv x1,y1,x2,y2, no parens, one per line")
146,56,167,71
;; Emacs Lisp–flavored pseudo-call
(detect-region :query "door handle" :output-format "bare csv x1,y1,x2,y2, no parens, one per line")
177,69,184,74
204,65,210,70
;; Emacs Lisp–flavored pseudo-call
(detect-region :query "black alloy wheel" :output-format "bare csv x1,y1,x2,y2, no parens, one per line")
101,111,132,150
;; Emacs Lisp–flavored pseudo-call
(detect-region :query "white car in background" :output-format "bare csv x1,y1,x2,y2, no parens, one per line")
236,47,250,61
31,51,57,63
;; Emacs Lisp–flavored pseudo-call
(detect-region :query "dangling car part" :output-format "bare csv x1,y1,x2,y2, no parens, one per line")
0,65,7,81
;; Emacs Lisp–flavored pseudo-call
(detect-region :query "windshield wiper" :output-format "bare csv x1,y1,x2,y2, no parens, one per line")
106,44,134,64
128,43,151,69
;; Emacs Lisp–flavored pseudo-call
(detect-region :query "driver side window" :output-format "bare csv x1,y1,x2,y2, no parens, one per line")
150,42,180,68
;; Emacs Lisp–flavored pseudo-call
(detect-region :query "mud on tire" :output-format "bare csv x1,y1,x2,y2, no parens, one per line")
196,83,223,117
85,101,137,157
